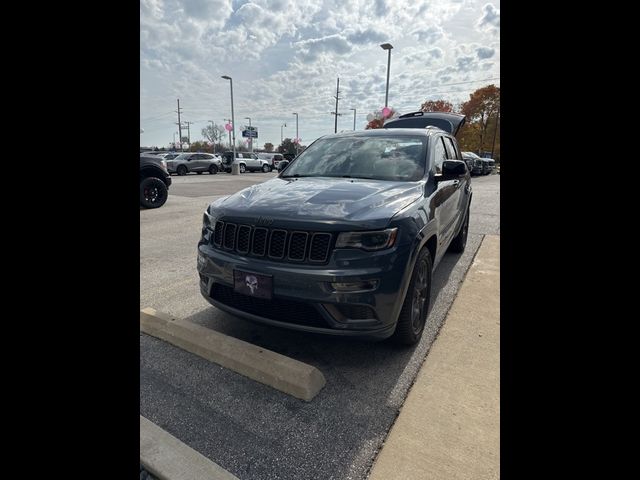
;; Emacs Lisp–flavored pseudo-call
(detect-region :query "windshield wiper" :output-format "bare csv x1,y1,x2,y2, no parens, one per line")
281,173,314,178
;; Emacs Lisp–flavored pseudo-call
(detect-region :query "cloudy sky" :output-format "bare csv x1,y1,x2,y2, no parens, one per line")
140,0,500,149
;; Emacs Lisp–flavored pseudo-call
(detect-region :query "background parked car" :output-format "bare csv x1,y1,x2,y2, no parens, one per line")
256,152,284,170
140,154,171,208
481,159,493,175
461,151,484,175
221,152,272,173
166,152,223,175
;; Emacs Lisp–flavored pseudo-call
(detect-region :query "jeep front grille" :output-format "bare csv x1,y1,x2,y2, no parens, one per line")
211,222,332,264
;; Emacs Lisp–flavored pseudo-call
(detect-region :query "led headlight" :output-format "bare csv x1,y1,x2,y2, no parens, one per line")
335,228,398,251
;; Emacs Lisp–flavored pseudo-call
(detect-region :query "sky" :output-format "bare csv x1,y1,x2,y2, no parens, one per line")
140,0,500,149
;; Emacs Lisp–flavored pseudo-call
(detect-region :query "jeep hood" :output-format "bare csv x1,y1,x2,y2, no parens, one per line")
216,177,423,226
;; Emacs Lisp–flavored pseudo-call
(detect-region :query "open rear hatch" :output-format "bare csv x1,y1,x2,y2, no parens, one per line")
384,111,466,136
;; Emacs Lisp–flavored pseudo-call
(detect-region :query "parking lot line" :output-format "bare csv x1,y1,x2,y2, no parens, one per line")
140,415,239,480
140,307,326,401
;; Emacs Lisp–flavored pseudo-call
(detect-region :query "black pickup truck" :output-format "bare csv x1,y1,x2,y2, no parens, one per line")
197,112,471,344
140,154,172,208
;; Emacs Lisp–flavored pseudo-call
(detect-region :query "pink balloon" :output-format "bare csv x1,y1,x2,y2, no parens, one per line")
225,123,232,131
382,107,391,118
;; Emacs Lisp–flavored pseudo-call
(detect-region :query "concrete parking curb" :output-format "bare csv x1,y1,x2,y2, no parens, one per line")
368,234,500,480
140,307,326,401
140,415,239,480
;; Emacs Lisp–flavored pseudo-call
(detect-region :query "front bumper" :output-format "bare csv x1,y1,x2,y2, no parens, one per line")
196,240,414,340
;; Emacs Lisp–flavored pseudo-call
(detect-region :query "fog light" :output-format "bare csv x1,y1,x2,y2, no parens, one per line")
330,280,379,292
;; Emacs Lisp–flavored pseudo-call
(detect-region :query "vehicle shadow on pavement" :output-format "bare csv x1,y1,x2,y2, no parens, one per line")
141,234,483,480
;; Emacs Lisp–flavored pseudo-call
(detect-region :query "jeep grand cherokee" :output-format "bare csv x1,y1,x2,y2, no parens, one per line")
197,112,472,344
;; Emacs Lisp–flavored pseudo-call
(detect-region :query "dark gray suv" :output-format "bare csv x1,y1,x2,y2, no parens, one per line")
197,112,471,344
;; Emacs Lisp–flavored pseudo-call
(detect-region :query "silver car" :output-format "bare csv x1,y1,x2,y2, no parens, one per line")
166,153,224,175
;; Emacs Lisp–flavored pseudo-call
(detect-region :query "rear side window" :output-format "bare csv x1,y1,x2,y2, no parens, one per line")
433,137,448,174
444,137,460,160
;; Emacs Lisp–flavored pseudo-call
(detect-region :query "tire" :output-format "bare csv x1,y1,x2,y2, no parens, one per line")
239,164,246,173
448,205,470,253
209,164,218,174
140,177,168,209
392,247,433,345
262,164,271,173
177,165,187,176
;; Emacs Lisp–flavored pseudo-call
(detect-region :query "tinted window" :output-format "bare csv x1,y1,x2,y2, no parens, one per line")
433,137,448,174
444,137,460,160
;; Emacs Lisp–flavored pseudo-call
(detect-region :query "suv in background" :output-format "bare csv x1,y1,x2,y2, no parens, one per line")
461,151,484,176
197,111,471,345
166,152,223,175
257,152,284,170
221,152,272,173
140,154,171,208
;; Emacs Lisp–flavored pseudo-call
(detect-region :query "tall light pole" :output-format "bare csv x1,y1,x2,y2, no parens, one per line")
349,108,356,130
221,75,236,164
281,123,286,145
244,117,252,153
380,43,393,107
292,112,299,155
223,118,232,149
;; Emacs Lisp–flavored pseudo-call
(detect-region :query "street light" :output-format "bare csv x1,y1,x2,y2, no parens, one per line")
349,108,356,130
244,117,252,153
292,113,299,155
221,75,236,170
380,43,393,107
281,123,286,145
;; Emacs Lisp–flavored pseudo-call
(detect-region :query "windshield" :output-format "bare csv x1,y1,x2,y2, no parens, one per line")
173,154,191,160
464,151,481,159
282,135,427,181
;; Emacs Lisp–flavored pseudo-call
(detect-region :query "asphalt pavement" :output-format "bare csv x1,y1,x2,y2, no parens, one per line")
140,173,500,480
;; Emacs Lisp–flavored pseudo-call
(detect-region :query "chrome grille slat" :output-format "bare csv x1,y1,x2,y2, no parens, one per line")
223,223,237,250
252,227,268,256
211,221,331,264
268,229,287,259
287,231,308,261
236,225,251,254
309,233,331,262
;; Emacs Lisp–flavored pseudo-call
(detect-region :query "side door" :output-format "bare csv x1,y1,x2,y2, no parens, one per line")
248,153,261,170
431,136,459,250
443,135,469,231
193,153,208,171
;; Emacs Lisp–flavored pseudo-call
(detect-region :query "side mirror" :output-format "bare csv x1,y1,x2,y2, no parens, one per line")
436,160,467,182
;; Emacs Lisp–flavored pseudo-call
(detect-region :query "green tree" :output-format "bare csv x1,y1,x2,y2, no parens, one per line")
460,85,500,158
278,138,297,155
420,99,454,112
264,142,274,152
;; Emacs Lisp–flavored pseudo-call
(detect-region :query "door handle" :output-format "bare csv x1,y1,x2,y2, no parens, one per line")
453,179,460,187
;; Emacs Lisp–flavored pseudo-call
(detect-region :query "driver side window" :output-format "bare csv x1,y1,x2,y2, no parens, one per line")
433,137,447,174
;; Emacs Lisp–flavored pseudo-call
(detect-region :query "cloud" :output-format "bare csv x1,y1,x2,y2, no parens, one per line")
182,0,232,20
140,0,500,148
478,3,500,33
411,25,444,43
476,46,495,59
374,0,389,16
295,34,352,62
346,28,387,45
